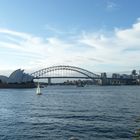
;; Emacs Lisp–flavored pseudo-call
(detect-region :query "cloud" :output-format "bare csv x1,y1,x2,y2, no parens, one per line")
106,1,118,11
45,24,65,35
116,20,140,46
0,28,31,39
44,24,80,38
79,19,140,71
0,19,140,73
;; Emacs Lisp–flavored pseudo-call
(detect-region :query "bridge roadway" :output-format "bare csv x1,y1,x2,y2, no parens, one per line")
33,76,100,85
33,76,101,79
33,76,138,86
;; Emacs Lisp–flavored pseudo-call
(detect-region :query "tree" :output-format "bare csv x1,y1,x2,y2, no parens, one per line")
132,70,137,75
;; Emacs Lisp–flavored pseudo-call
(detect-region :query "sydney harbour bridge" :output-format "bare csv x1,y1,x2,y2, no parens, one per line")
31,65,101,85
30,65,138,85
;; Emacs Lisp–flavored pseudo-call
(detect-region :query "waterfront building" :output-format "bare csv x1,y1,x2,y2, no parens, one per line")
101,73,107,78
120,74,130,79
112,73,120,79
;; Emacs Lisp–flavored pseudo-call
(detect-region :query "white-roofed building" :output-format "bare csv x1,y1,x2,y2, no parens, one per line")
8,69,23,83
0,75,8,83
7,69,34,84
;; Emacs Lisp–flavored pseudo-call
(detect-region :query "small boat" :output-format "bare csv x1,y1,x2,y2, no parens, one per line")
76,83,85,87
36,82,42,95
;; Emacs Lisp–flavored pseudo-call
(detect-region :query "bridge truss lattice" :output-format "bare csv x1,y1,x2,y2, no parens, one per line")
31,65,100,79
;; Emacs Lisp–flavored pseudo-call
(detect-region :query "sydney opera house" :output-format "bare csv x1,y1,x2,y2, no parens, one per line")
0,69,35,88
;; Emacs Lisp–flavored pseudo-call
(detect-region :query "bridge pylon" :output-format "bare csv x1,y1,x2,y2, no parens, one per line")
48,77,51,85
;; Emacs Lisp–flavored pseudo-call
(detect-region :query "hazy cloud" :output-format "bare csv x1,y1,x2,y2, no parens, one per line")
106,0,118,11
0,19,140,73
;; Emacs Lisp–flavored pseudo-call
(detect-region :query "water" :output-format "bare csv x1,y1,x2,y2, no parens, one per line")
0,86,140,140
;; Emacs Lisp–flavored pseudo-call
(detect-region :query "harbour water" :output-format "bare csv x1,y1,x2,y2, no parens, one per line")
0,86,140,140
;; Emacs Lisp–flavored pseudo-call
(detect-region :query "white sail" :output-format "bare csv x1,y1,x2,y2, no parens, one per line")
36,82,42,95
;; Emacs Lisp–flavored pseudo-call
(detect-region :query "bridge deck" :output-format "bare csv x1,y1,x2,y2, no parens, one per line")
33,76,100,79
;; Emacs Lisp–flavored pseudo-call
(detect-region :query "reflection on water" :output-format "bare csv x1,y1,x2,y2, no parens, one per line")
69,136,79,140
135,117,140,140
135,117,140,123
135,129,140,139
0,86,140,140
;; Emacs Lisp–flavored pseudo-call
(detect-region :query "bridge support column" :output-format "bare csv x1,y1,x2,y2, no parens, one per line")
48,77,51,85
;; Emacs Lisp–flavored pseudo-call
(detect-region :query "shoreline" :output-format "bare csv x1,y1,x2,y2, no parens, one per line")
0,83,36,88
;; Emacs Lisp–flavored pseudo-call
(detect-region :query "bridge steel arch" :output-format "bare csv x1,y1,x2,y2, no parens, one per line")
31,65,100,80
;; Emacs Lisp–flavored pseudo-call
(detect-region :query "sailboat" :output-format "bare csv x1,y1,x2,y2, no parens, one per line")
36,82,42,95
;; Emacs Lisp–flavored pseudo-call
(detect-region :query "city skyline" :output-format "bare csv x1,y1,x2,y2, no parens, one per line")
0,0,140,75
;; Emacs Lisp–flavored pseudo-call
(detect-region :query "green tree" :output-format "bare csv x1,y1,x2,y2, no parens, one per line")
132,69,137,75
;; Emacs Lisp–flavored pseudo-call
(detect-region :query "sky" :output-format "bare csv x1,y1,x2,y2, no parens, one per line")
0,0,140,75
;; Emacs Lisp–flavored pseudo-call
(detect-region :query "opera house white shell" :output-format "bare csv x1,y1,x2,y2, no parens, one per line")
0,69,33,84
0,75,8,83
